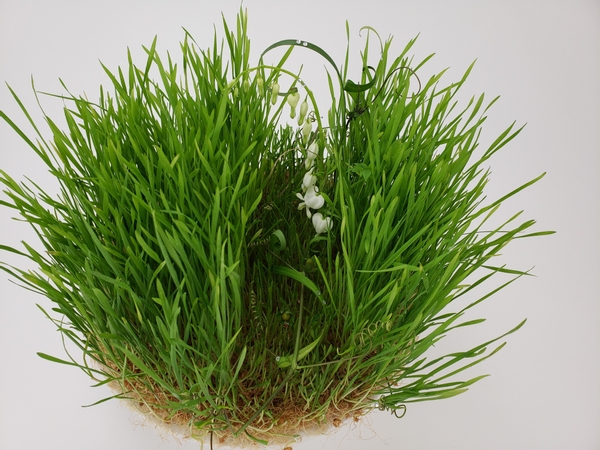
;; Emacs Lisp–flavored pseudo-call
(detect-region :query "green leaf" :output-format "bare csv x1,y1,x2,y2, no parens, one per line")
272,266,321,298
82,393,129,408
276,332,324,369
37,352,81,366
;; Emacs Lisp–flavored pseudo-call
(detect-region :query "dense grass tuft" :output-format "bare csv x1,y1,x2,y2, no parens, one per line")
0,10,551,445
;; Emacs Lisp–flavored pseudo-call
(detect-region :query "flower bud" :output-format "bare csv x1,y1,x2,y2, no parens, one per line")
271,82,280,105
305,257,316,272
302,120,312,145
307,142,318,160
305,142,318,169
299,101,308,117
256,76,264,94
297,100,308,125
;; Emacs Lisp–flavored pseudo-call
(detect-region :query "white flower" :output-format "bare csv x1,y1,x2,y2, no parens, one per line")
302,120,312,145
304,187,324,210
296,186,324,218
287,92,300,118
305,142,318,169
299,100,308,117
312,213,332,234
302,169,317,192
287,91,300,108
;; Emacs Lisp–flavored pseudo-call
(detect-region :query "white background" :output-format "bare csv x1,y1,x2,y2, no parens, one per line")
1,1,598,449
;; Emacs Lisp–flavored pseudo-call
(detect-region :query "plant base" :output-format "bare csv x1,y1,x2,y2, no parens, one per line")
106,373,370,448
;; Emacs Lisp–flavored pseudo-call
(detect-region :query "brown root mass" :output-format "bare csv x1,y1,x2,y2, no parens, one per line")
101,360,374,448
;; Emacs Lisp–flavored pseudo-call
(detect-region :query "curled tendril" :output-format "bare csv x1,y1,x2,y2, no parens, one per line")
391,404,407,419
260,39,379,95
345,65,422,129
377,398,407,419
260,37,421,136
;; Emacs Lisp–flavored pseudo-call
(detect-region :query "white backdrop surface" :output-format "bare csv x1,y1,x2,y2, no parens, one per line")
0,1,598,449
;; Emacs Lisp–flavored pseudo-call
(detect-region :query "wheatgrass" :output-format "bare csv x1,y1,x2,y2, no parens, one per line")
0,9,551,447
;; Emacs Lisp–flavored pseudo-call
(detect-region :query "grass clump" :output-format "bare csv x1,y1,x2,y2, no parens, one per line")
0,9,550,447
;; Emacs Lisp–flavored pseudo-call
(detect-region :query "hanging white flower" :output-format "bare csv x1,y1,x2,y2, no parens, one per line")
302,120,312,145
287,92,301,118
302,168,317,192
305,142,318,169
305,158,314,170
312,213,332,234
295,123,333,232
296,186,324,218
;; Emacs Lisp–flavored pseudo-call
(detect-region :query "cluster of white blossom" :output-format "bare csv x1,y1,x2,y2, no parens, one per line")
270,82,333,236
295,128,332,235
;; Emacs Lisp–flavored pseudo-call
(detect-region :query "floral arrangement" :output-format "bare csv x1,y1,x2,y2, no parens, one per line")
0,9,550,448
